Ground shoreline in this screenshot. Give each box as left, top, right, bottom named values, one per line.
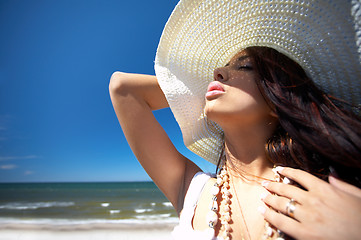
left=0, top=221, right=177, bottom=231
left=0, top=222, right=177, bottom=240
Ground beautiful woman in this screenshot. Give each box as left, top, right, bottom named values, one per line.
left=110, top=0, right=361, bottom=239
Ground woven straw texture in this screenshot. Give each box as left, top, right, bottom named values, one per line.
left=155, top=0, right=361, bottom=165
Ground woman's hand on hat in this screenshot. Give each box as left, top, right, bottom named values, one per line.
left=258, top=167, right=361, bottom=240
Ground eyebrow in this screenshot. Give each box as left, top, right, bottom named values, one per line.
left=225, top=55, right=251, bottom=66
left=237, top=55, right=251, bottom=62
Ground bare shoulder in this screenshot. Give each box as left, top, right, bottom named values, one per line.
left=192, top=176, right=217, bottom=231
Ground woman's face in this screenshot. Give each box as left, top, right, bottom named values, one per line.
left=204, top=50, right=276, bottom=127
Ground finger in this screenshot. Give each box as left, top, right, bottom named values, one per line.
left=329, top=175, right=361, bottom=198
left=262, top=180, right=306, bottom=203
left=259, top=205, right=304, bottom=239
left=261, top=193, right=301, bottom=221
left=275, top=166, right=328, bottom=191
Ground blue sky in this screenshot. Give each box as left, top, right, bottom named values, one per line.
left=0, top=0, right=215, bottom=182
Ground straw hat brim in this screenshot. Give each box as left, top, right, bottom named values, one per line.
left=155, top=0, right=361, bottom=165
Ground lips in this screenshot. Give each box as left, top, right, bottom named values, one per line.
left=205, top=81, right=225, bottom=99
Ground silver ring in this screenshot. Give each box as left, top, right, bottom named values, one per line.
left=285, top=199, right=296, bottom=218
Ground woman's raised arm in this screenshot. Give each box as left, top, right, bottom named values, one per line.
left=109, top=72, right=201, bottom=214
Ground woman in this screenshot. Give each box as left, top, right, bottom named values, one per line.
left=110, top=0, right=361, bottom=239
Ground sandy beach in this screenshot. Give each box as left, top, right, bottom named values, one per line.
left=0, top=222, right=176, bottom=240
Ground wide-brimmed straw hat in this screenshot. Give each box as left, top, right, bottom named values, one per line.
left=154, top=0, right=361, bottom=165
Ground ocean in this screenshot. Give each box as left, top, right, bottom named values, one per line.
left=0, top=182, right=178, bottom=226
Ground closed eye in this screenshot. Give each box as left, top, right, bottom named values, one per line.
left=238, top=65, right=253, bottom=70
left=224, top=55, right=253, bottom=70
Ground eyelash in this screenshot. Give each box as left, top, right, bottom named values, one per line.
left=224, top=63, right=253, bottom=70
left=238, top=65, right=253, bottom=70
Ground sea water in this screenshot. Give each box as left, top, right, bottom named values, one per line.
left=0, top=182, right=178, bottom=225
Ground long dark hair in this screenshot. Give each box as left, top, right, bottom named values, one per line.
left=246, top=46, right=361, bottom=187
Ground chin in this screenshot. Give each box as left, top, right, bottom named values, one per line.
left=204, top=106, right=229, bottom=125
left=204, top=102, right=218, bottom=119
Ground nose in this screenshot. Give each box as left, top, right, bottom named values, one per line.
left=213, top=67, right=228, bottom=82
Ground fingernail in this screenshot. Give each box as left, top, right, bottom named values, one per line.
left=329, top=166, right=339, bottom=178
left=283, top=177, right=291, bottom=184
left=258, top=206, right=266, bottom=215
left=275, top=166, right=284, bottom=173
left=261, top=180, right=270, bottom=187
left=260, top=192, right=269, bottom=200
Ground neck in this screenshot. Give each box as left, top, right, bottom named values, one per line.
left=221, top=118, right=277, bottom=180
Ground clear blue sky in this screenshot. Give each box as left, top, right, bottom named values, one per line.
left=0, top=0, right=215, bottom=182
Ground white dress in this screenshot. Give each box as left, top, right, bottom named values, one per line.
left=171, top=172, right=223, bottom=240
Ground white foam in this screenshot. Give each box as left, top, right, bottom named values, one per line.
left=109, top=210, right=121, bottom=214
left=150, top=202, right=156, bottom=206
left=134, top=208, right=153, bottom=213
left=135, top=213, right=172, bottom=220
left=162, top=202, right=172, bottom=207
left=0, top=202, right=75, bottom=210
left=101, top=203, right=110, bottom=207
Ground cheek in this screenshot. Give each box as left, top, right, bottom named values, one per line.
left=232, top=93, right=265, bottom=112
left=233, top=78, right=269, bottom=110
left=228, top=87, right=272, bottom=119
left=204, top=77, right=272, bottom=123
left=204, top=91, right=269, bottom=123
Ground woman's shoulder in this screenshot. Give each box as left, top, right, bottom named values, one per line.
left=191, top=173, right=217, bottom=231
left=183, top=172, right=215, bottom=208
left=172, top=172, right=219, bottom=239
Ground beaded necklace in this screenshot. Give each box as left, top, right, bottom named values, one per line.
left=207, top=161, right=287, bottom=240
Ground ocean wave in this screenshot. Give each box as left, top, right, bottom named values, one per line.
left=135, top=213, right=172, bottom=220
left=0, top=202, right=75, bottom=210
left=101, top=203, right=110, bottom=207
left=134, top=208, right=153, bottom=213
left=162, top=202, right=172, bottom=207
left=109, top=210, right=121, bottom=214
